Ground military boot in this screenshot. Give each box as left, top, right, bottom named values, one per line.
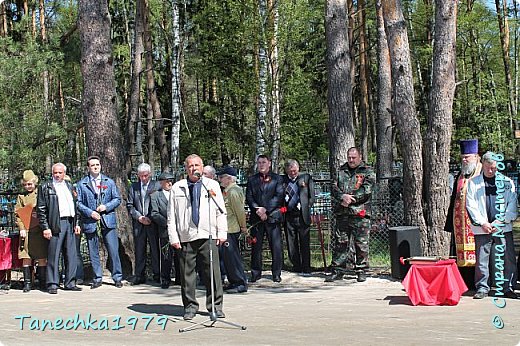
left=324, top=270, right=344, bottom=282
left=357, top=272, right=366, bottom=282
left=22, top=266, right=31, bottom=293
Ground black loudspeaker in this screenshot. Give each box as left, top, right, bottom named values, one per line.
left=389, top=226, right=422, bottom=279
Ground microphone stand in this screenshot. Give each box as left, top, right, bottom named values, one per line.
left=179, top=176, right=246, bottom=332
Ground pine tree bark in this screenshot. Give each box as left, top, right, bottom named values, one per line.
left=127, top=0, right=146, bottom=167
left=325, top=0, right=355, bottom=176
left=375, top=0, right=393, bottom=181
left=382, top=0, right=425, bottom=233
left=78, top=0, right=134, bottom=276
left=358, top=0, right=370, bottom=157
left=143, top=0, right=168, bottom=171
left=495, top=0, right=516, bottom=133
left=423, top=0, right=457, bottom=256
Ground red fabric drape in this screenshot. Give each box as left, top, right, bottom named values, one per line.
left=402, top=259, right=468, bottom=306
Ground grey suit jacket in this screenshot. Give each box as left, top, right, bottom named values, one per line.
left=126, top=180, right=160, bottom=234
left=150, top=189, right=169, bottom=238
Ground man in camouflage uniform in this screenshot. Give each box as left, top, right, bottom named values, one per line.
left=326, top=147, right=375, bottom=283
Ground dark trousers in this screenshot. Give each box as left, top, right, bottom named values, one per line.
left=284, top=212, right=311, bottom=273
left=134, top=225, right=160, bottom=279
left=47, top=218, right=77, bottom=289
left=251, top=222, right=283, bottom=279
left=222, top=232, right=247, bottom=288
left=158, top=237, right=173, bottom=281
left=75, top=233, right=84, bottom=280
left=85, top=228, right=123, bottom=283
left=178, top=238, right=223, bottom=312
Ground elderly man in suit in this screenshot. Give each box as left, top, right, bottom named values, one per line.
left=76, top=156, right=123, bottom=289
left=150, top=172, right=180, bottom=289
left=283, top=159, right=315, bottom=275
left=168, top=154, right=228, bottom=321
left=127, top=163, right=161, bottom=285
left=37, top=163, right=82, bottom=294
left=246, top=154, right=285, bottom=283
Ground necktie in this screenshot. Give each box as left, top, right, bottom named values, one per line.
left=188, top=181, right=200, bottom=226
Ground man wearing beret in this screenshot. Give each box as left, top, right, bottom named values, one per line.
left=150, top=172, right=180, bottom=289
left=218, top=166, right=248, bottom=293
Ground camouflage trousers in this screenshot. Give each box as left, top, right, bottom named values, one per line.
left=330, top=216, right=370, bottom=272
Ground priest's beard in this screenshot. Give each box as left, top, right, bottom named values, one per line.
left=461, top=161, right=477, bottom=176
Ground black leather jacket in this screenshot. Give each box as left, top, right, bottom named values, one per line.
left=37, top=180, right=79, bottom=234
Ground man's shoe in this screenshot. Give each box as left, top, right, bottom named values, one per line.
left=76, top=279, right=84, bottom=285
left=91, top=282, right=102, bottom=289
left=250, top=275, right=260, bottom=283
left=131, top=277, right=146, bottom=285
left=225, top=285, right=247, bottom=294
left=273, top=276, right=282, bottom=283
left=161, top=280, right=171, bottom=289
left=48, top=287, right=58, bottom=294
left=473, top=290, right=488, bottom=299
left=183, top=311, right=196, bottom=321
left=357, top=272, right=367, bottom=282
left=216, top=310, right=225, bottom=318
left=115, top=281, right=123, bottom=288
left=325, top=272, right=344, bottom=282
left=63, top=286, right=82, bottom=291
left=504, top=290, right=518, bottom=299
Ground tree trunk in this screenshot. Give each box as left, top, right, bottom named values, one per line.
left=382, top=0, right=425, bottom=232
left=39, top=0, right=46, bottom=42
left=170, top=0, right=182, bottom=173
left=325, top=0, right=355, bottom=176
left=143, top=0, right=168, bottom=171
left=127, top=0, right=146, bottom=167
left=375, top=0, right=393, bottom=181
left=423, top=0, right=457, bottom=256
left=78, top=0, right=134, bottom=277
left=0, top=1, right=6, bottom=37
left=256, top=0, right=268, bottom=159
left=268, top=0, right=280, bottom=172
left=358, top=0, right=369, bottom=157
left=495, top=0, right=516, bottom=134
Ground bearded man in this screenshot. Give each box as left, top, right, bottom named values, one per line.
left=445, top=139, right=482, bottom=286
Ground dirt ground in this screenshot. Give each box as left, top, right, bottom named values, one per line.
left=0, top=270, right=519, bottom=346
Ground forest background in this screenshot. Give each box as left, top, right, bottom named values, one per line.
left=0, top=0, right=518, bottom=264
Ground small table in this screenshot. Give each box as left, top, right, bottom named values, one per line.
left=402, top=259, right=468, bottom=306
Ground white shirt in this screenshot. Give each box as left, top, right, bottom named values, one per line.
left=90, top=175, right=101, bottom=194
left=162, top=189, right=170, bottom=200
left=53, top=180, right=75, bottom=218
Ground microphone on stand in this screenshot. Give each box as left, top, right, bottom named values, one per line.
left=194, top=171, right=202, bottom=178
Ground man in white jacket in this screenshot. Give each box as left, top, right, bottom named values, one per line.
left=466, top=152, right=518, bottom=300
left=168, top=154, right=228, bottom=320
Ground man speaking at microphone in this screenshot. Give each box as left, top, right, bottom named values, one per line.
left=167, top=154, right=228, bottom=321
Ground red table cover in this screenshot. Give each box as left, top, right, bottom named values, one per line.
left=402, top=259, right=468, bottom=306
left=0, top=237, right=22, bottom=270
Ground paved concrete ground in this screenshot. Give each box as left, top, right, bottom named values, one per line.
left=0, top=271, right=519, bottom=346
